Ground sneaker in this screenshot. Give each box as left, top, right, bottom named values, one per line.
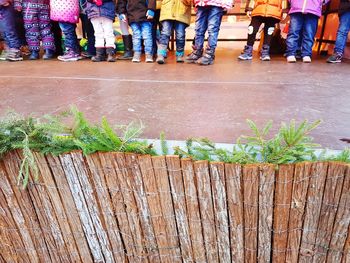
left=6, top=48, right=23, bottom=61
left=176, top=51, right=184, bottom=63
left=0, top=49, right=8, bottom=61
left=302, top=56, right=312, bottom=63
left=327, top=53, right=342, bottom=63
left=287, top=55, right=296, bottom=63
left=57, top=49, right=81, bottom=62
left=156, top=54, right=165, bottom=64
left=145, top=54, right=153, bottom=63
left=185, top=49, right=203, bottom=63
left=132, top=52, right=141, bottom=63
left=238, top=45, right=253, bottom=60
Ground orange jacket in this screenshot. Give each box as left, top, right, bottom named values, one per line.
left=245, top=0, right=288, bottom=20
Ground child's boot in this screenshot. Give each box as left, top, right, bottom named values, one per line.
left=132, top=52, right=141, bottom=63
left=185, top=47, right=203, bottom=63
left=29, top=50, right=40, bottom=60
left=260, top=44, right=270, bottom=61
left=238, top=45, right=253, bottom=60
left=156, top=44, right=167, bottom=64
left=91, top=48, right=106, bottom=62
left=106, top=47, right=116, bottom=62
left=196, top=47, right=215, bottom=65
left=43, top=49, right=55, bottom=60
left=118, top=35, right=133, bottom=60
left=176, top=51, right=185, bottom=63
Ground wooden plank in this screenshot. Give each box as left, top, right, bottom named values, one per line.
left=181, top=158, right=205, bottom=263
left=285, top=162, right=312, bottom=263
left=209, top=162, right=230, bottom=263
left=59, top=152, right=106, bottom=262
left=85, top=153, right=126, bottom=262
left=225, top=163, right=244, bottom=263
left=166, top=156, right=193, bottom=263
left=243, top=164, right=259, bottom=263
left=138, top=154, right=170, bottom=263
left=313, top=162, right=346, bottom=262
left=258, top=164, right=275, bottom=263
left=152, top=156, right=181, bottom=263
left=193, top=160, right=218, bottom=263
left=2, top=151, right=52, bottom=262
left=328, top=164, right=350, bottom=262
left=342, top=222, right=350, bottom=263
left=113, top=152, right=147, bottom=262
left=99, top=152, right=137, bottom=262
left=299, top=162, right=328, bottom=262
left=46, top=154, right=93, bottom=263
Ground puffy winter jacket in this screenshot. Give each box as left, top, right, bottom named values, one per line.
left=338, top=0, right=350, bottom=16
left=85, top=0, right=116, bottom=20
left=194, top=0, right=233, bottom=10
left=289, top=0, right=329, bottom=17
left=246, top=0, right=288, bottom=20
left=159, top=0, right=192, bottom=25
left=117, top=0, right=156, bottom=23
left=50, top=0, right=80, bottom=23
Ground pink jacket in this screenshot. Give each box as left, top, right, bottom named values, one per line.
left=194, top=0, right=234, bottom=10
left=50, top=0, right=80, bottom=23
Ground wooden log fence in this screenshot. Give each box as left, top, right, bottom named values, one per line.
left=0, top=150, right=349, bottom=263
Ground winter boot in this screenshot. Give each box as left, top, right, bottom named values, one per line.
left=43, top=49, right=55, bottom=60
left=196, top=48, right=215, bottom=65
left=106, top=47, right=116, bottom=62
left=91, top=48, right=106, bottom=62
left=156, top=44, right=167, bottom=64
left=260, top=44, right=270, bottom=61
left=29, top=50, right=39, bottom=60
left=185, top=48, right=203, bottom=63
left=118, top=35, right=133, bottom=60
left=176, top=51, right=185, bottom=63
left=238, top=45, right=253, bottom=60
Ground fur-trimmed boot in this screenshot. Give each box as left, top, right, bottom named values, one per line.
left=91, top=48, right=106, bottom=62
left=185, top=47, right=203, bottom=63
left=156, top=44, right=167, bottom=64
left=106, top=47, right=116, bottom=62
left=196, top=47, right=215, bottom=65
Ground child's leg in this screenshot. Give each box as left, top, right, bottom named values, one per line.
left=81, top=13, right=96, bottom=56
left=119, top=18, right=130, bottom=36
left=101, top=17, right=115, bottom=49
left=90, top=17, right=106, bottom=48
left=194, top=6, right=209, bottom=51
left=333, top=11, right=350, bottom=55
left=59, top=22, right=79, bottom=53
left=130, top=23, right=142, bottom=53
left=38, top=3, right=55, bottom=51
left=286, top=13, right=304, bottom=57
left=300, top=13, right=318, bottom=58
left=22, top=3, right=40, bottom=52
left=140, top=21, right=153, bottom=55
left=174, top=21, right=186, bottom=56
left=247, top=16, right=263, bottom=47
left=262, top=17, right=279, bottom=46
left=206, top=6, right=224, bottom=52
left=158, top=20, right=174, bottom=55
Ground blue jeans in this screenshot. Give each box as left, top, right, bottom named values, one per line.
left=194, top=6, right=224, bottom=51
left=286, top=12, right=319, bottom=57
left=59, top=22, right=79, bottom=52
left=0, top=5, right=21, bottom=49
left=130, top=21, right=153, bottom=54
left=334, top=11, right=350, bottom=55
left=159, top=20, right=187, bottom=54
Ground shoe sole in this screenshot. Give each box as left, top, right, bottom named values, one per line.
left=303, top=60, right=311, bottom=63
left=327, top=60, right=341, bottom=63
left=260, top=57, right=271, bottom=61
left=157, top=60, right=165, bottom=64
left=287, top=60, right=296, bottom=63
left=132, top=60, right=141, bottom=63
left=238, top=56, right=252, bottom=60
left=7, top=58, right=24, bottom=62
left=57, top=57, right=79, bottom=62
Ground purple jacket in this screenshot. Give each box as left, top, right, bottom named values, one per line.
left=289, top=0, right=329, bottom=17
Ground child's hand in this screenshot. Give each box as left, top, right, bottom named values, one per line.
left=146, top=10, right=155, bottom=19
left=119, top=14, right=127, bottom=23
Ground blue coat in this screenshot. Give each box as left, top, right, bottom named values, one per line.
left=85, top=0, right=116, bottom=21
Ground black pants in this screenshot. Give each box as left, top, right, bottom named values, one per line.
left=247, top=16, right=279, bottom=46
left=80, top=13, right=96, bottom=55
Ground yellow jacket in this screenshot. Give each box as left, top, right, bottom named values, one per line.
left=245, top=0, right=288, bottom=20
left=159, top=0, right=192, bottom=26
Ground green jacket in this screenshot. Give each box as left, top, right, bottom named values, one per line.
left=159, top=0, right=192, bottom=26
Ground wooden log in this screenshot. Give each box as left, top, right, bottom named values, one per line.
left=328, top=164, right=350, bottom=262
left=181, top=158, right=206, bottom=263
left=46, top=154, right=93, bottom=263
left=225, top=163, right=244, bottom=263
left=152, top=156, right=181, bottom=263
left=342, top=221, right=350, bottom=263
left=243, top=164, right=259, bottom=263
left=99, top=152, right=137, bottom=262
left=272, top=164, right=294, bottom=263
left=138, top=155, right=170, bottom=263
left=299, top=162, right=328, bottom=262
left=258, top=164, right=275, bottom=263
left=166, top=156, right=193, bottom=263
left=59, top=152, right=106, bottom=262
left=113, top=152, right=147, bottom=262
left=2, top=151, right=52, bottom=262
left=285, top=162, right=312, bottom=263
left=124, top=153, right=160, bottom=262
left=209, top=162, right=230, bottom=263
left=193, top=160, right=218, bottom=263
left=312, top=162, right=346, bottom=262
left=85, top=153, right=126, bottom=262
